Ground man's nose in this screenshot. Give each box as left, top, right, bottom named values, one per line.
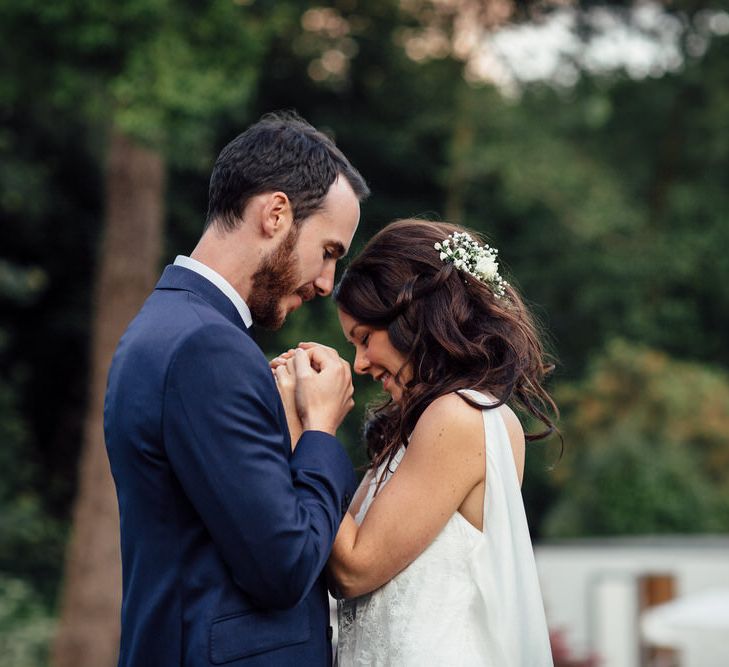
left=353, top=349, right=369, bottom=375
left=314, top=260, right=336, bottom=296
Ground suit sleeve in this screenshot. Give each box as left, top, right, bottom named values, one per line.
left=163, top=323, right=357, bottom=609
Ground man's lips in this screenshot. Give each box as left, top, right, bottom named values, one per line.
left=296, top=285, right=316, bottom=302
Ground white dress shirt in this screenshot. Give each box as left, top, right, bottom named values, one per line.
left=174, top=255, right=253, bottom=328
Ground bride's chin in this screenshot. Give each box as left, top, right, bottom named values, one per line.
left=385, top=386, right=403, bottom=403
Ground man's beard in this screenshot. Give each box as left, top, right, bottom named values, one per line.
left=248, top=225, right=312, bottom=330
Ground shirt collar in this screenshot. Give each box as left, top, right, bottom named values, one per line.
left=173, top=255, right=253, bottom=328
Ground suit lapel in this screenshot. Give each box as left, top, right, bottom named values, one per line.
left=155, top=265, right=252, bottom=336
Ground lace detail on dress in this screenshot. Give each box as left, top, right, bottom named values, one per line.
left=336, top=392, right=553, bottom=667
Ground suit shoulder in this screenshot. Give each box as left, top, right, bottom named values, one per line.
left=157, top=291, right=260, bottom=358
left=174, top=318, right=263, bottom=368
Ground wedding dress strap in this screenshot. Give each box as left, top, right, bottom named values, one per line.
left=455, top=389, right=522, bottom=518
left=455, top=388, right=500, bottom=407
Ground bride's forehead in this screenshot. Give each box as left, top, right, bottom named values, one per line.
left=337, top=309, right=361, bottom=333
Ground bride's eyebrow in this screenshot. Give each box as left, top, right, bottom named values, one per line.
left=349, top=324, right=366, bottom=340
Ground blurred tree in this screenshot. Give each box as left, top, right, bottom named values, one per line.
left=43, top=3, right=297, bottom=664
left=0, top=1, right=300, bottom=665
left=51, top=134, right=165, bottom=667
left=544, top=339, right=729, bottom=536
left=475, top=16, right=729, bottom=376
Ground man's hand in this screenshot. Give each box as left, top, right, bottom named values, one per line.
left=293, top=344, right=354, bottom=435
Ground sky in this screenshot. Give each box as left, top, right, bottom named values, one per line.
left=466, top=2, right=729, bottom=95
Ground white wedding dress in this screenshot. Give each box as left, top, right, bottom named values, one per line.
left=336, top=391, right=553, bottom=667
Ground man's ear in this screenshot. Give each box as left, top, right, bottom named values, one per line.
left=260, top=192, right=293, bottom=239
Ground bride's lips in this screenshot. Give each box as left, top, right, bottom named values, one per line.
left=380, top=372, right=393, bottom=392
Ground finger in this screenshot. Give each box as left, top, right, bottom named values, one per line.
left=270, top=349, right=296, bottom=367
left=274, top=365, right=289, bottom=385
left=297, top=343, right=339, bottom=364
left=298, top=341, right=339, bottom=357
left=293, top=348, right=314, bottom=379
left=305, top=344, right=341, bottom=370
left=285, top=355, right=296, bottom=375
left=297, top=341, right=324, bottom=350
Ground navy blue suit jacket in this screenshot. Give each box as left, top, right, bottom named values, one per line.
left=104, top=265, right=357, bottom=666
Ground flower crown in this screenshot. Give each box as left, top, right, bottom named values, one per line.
left=434, top=231, right=508, bottom=298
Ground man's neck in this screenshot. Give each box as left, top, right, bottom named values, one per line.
left=190, top=225, right=259, bottom=302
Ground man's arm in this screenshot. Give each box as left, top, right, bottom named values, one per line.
left=163, top=324, right=356, bottom=609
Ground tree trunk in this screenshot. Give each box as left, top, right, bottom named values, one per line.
left=52, top=129, right=165, bottom=667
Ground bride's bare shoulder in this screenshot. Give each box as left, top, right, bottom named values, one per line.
left=446, top=391, right=526, bottom=483
left=418, top=392, right=485, bottom=426
left=411, top=393, right=485, bottom=455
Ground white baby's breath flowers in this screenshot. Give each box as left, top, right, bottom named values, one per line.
left=475, top=255, right=498, bottom=280
left=434, top=232, right=508, bottom=298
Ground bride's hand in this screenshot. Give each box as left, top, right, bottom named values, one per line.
left=272, top=355, right=303, bottom=449
left=270, top=348, right=296, bottom=370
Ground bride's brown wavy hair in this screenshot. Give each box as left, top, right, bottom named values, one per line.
left=333, top=219, right=559, bottom=476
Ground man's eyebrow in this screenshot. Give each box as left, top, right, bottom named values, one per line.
left=327, top=241, right=347, bottom=259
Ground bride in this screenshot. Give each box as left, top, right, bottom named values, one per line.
left=275, top=219, right=557, bottom=666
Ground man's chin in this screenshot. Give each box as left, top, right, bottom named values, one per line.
left=251, top=295, right=304, bottom=331
left=256, top=316, right=285, bottom=332
left=249, top=303, right=284, bottom=331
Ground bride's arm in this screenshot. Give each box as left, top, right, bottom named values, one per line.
left=346, top=469, right=375, bottom=518
left=327, top=469, right=374, bottom=598
left=328, top=394, right=485, bottom=598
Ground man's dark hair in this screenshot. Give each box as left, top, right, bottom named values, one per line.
left=205, top=111, right=369, bottom=231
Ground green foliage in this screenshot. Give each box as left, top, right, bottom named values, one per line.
left=545, top=430, right=725, bottom=536
left=0, top=359, right=66, bottom=602
left=1, top=0, right=293, bottom=164
left=0, top=261, right=47, bottom=306
left=0, top=575, right=54, bottom=667
left=109, top=1, right=275, bottom=163
left=544, top=340, right=729, bottom=536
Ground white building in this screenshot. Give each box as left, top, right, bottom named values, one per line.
left=535, top=536, right=729, bottom=667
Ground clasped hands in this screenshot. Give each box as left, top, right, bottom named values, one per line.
left=270, top=343, right=354, bottom=449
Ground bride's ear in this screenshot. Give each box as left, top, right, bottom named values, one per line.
left=260, top=191, right=294, bottom=240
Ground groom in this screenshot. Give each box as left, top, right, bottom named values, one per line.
left=104, top=112, right=369, bottom=666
